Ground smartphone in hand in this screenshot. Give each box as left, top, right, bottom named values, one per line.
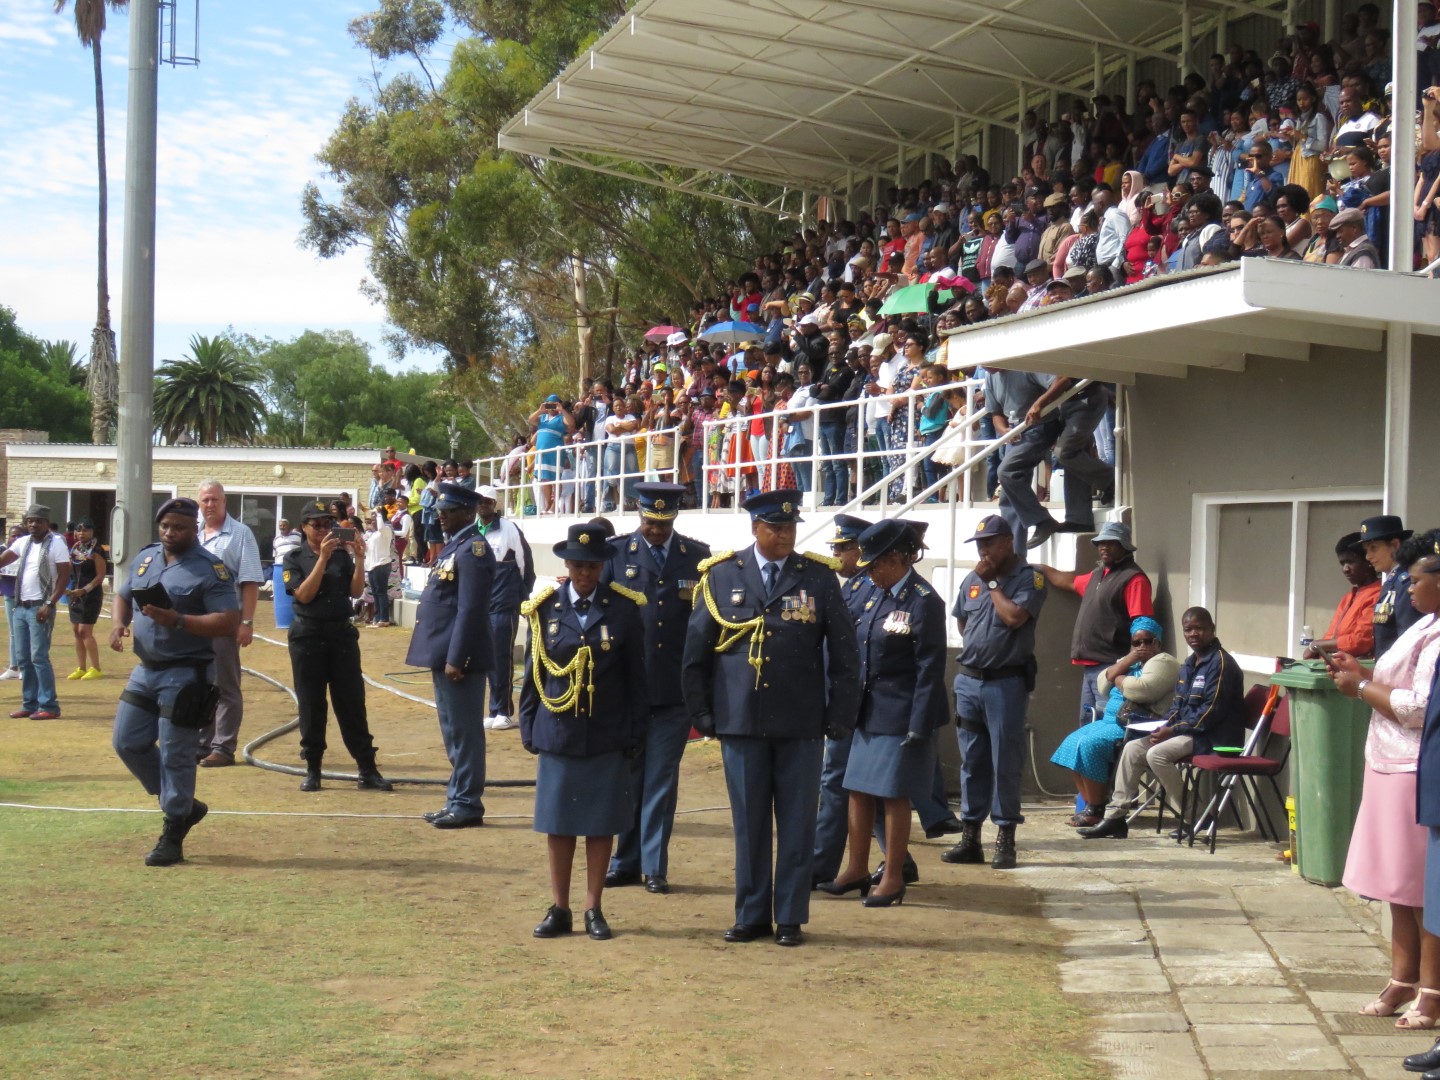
left=331, top=527, right=357, bottom=543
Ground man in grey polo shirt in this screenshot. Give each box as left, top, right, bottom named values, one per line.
left=195, top=479, right=264, bottom=766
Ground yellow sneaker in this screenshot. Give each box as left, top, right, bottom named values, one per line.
left=80, top=668, right=104, bottom=680
left=66, top=667, right=86, bottom=680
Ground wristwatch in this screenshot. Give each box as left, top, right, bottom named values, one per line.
left=241, top=619, right=254, bottom=626
left=1356, top=678, right=1371, bottom=697
left=986, top=579, right=999, bottom=591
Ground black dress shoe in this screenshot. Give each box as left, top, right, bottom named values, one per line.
left=1407, top=1037, right=1440, bottom=1072
left=816, top=875, right=871, bottom=897
left=299, top=772, right=321, bottom=793
left=870, top=859, right=922, bottom=886
left=1078, top=816, right=1128, bottom=840
left=863, top=885, right=907, bottom=908
left=430, top=811, right=484, bottom=829
left=1422, top=1070, right=1440, bottom=1080
left=605, top=869, right=642, bottom=888
left=723, top=922, right=772, bottom=943
left=774, top=924, right=804, bottom=947
left=533, top=905, right=573, bottom=938
left=924, top=818, right=963, bottom=840
left=1025, top=518, right=1060, bottom=550
left=644, top=876, right=670, bottom=894
left=356, top=767, right=393, bottom=792
left=422, top=808, right=448, bottom=823
left=584, top=907, right=612, bottom=940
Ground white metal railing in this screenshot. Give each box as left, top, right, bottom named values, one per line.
left=474, top=378, right=990, bottom=518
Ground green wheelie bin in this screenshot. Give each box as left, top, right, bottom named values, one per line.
left=1272, top=660, right=1372, bottom=887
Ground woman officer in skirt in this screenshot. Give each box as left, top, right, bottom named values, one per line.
left=520, top=524, right=649, bottom=940
left=818, top=519, right=949, bottom=907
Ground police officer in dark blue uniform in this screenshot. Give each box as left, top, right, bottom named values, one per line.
left=944, top=514, right=1047, bottom=870
left=110, top=498, right=240, bottom=866
left=282, top=500, right=392, bottom=793
left=818, top=519, right=949, bottom=906
left=1360, top=515, right=1421, bottom=658
left=682, top=490, right=860, bottom=947
left=405, top=483, right=496, bottom=829
left=603, top=482, right=710, bottom=894
left=812, top=513, right=872, bottom=886
left=520, top=525, right=649, bottom=941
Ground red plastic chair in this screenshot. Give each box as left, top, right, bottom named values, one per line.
left=1182, top=690, right=1290, bottom=854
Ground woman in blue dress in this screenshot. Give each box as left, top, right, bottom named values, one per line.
left=1050, top=616, right=1179, bottom=828
left=528, top=394, right=576, bottom=514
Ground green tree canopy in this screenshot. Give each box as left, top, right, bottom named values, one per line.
left=153, top=335, right=266, bottom=445
left=0, top=307, right=91, bottom=440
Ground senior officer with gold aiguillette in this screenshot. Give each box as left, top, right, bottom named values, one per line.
left=682, top=490, right=860, bottom=948
left=405, top=483, right=496, bottom=829
left=604, top=482, right=710, bottom=895
left=520, top=525, right=649, bottom=941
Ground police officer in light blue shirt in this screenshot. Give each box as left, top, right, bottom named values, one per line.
left=110, top=498, right=240, bottom=867
left=405, top=483, right=496, bottom=829
left=944, top=514, right=1046, bottom=871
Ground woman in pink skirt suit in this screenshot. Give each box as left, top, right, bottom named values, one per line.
left=1332, top=531, right=1440, bottom=1029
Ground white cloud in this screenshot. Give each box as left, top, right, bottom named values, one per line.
left=0, top=0, right=65, bottom=48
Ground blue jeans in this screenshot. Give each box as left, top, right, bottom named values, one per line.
left=1078, top=665, right=1103, bottom=726
left=954, top=673, right=1029, bottom=827
left=787, top=440, right=813, bottom=493
left=113, top=662, right=210, bottom=817
left=817, top=424, right=848, bottom=505
left=14, top=604, right=58, bottom=713
left=367, top=566, right=391, bottom=624
left=611, top=702, right=691, bottom=878
left=432, top=669, right=488, bottom=818
left=4, top=595, right=16, bottom=669
left=920, top=428, right=945, bottom=494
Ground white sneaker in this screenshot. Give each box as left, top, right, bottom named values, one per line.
left=0, top=668, right=18, bottom=681
left=488, top=715, right=518, bottom=731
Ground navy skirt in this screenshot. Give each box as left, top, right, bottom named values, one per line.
left=844, top=728, right=935, bottom=801
left=1426, top=828, right=1440, bottom=936
left=533, top=749, right=635, bottom=837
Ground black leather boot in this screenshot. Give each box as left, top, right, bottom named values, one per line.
left=941, top=821, right=984, bottom=864
left=300, top=763, right=322, bottom=792
left=356, top=762, right=393, bottom=791
left=992, top=824, right=1017, bottom=870
left=145, top=816, right=188, bottom=866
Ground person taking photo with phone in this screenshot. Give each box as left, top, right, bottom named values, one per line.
left=281, top=501, right=393, bottom=794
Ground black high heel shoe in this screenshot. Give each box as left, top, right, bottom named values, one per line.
left=816, top=874, right=872, bottom=897
left=863, top=885, right=907, bottom=908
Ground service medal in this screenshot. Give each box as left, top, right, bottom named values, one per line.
left=626, top=566, right=638, bottom=579
left=600, top=625, right=612, bottom=651
left=731, top=589, right=745, bottom=605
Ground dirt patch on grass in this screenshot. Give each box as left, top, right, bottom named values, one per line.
left=0, top=606, right=1105, bottom=1079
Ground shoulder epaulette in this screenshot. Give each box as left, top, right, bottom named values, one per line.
left=802, top=550, right=841, bottom=572
left=696, top=550, right=736, bottom=574
left=608, top=581, right=647, bottom=606
left=914, top=582, right=932, bottom=597
left=680, top=535, right=712, bottom=554
left=521, top=583, right=557, bottom=616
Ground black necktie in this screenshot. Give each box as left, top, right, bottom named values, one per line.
left=762, top=563, right=777, bottom=596
left=651, top=544, right=666, bottom=569
left=575, top=597, right=591, bottom=615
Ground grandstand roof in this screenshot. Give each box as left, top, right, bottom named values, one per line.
left=498, top=0, right=1290, bottom=210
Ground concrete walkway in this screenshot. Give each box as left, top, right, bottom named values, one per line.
left=1015, top=804, right=1434, bottom=1079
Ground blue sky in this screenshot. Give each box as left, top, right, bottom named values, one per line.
left=0, top=0, right=445, bottom=369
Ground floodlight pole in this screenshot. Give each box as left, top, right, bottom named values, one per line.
left=113, top=0, right=160, bottom=584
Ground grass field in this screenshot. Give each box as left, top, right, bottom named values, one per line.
left=0, top=608, right=1106, bottom=1079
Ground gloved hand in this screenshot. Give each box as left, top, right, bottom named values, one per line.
left=824, top=723, right=852, bottom=741
left=523, top=742, right=539, bottom=756
left=692, top=713, right=716, bottom=738
left=623, top=742, right=642, bottom=760
left=901, top=731, right=927, bottom=750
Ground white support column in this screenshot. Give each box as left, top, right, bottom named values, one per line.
left=801, top=190, right=809, bottom=227
left=979, top=123, right=990, bottom=167
left=1125, top=56, right=1137, bottom=109
left=1093, top=45, right=1104, bottom=97
left=1323, top=0, right=1339, bottom=40
left=1216, top=15, right=1228, bottom=57
left=1285, top=0, right=1298, bottom=33
left=1179, top=1, right=1192, bottom=79
left=1384, top=323, right=1412, bottom=517
left=952, top=116, right=962, bottom=159
left=845, top=169, right=854, bottom=219
left=1048, top=89, right=1059, bottom=122
left=923, top=150, right=932, bottom=179
left=1391, top=0, right=1418, bottom=272
left=1016, top=83, right=1028, bottom=167
left=870, top=172, right=879, bottom=212
left=896, top=143, right=905, bottom=185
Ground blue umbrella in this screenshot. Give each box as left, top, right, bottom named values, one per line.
left=698, top=320, right=767, bottom=344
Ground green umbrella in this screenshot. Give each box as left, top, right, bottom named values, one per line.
left=878, top=281, right=953, bottom=316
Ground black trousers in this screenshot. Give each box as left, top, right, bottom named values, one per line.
left=288, top=620, right=375, bottom=766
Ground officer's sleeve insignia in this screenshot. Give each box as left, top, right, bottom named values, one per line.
left=521, top=584, right=557, bottom=616
left=472, top=539, right=487, bottom=559
left=283, top=570, right=293, bottom=584
left=803, top=550, right=841, bottom=571
left=609, top=582, right=647, bottom=606
left=696, top=550, right=735, bottom=574
left=1034, top=571, right=1045, bottom=590
left=214, top=563, right=230, bottom=581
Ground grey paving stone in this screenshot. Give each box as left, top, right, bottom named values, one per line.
left=1183, top=1002, right=1318, bottom=1025
left=1305, top=989, right=1378, bottom=1013
left=1325, top=1010, right=1414, bottom=1035
left=1098, top=1011, right=1192, bottom=1033
left=1167, top=965, right=1288, bottom=987
left=1176, top=985, right=1301, bottom=1005
left=1199, top=1042, right=1350, bottom=1072
left=1091, top=1031, right=1209, bottom=1080
left=1338, top=1032, right=1440, bottom=1057
left=1296, top=971, right=1397, bottom=992
left=1261, top=930, right=1378, bottom=951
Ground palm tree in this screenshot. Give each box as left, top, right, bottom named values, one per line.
left=153, top=336, right=266, bottom=445
left=54, top=0, right=127, bottom=445
left=42, top=340, right=87, bottom=387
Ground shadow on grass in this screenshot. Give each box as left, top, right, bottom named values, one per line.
left=200, top=854, right=498, bottom=874
left=0, top=992, right=50, bottom=1026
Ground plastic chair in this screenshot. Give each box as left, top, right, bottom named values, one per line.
left=1182, top=691, right=1290, bottom=854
